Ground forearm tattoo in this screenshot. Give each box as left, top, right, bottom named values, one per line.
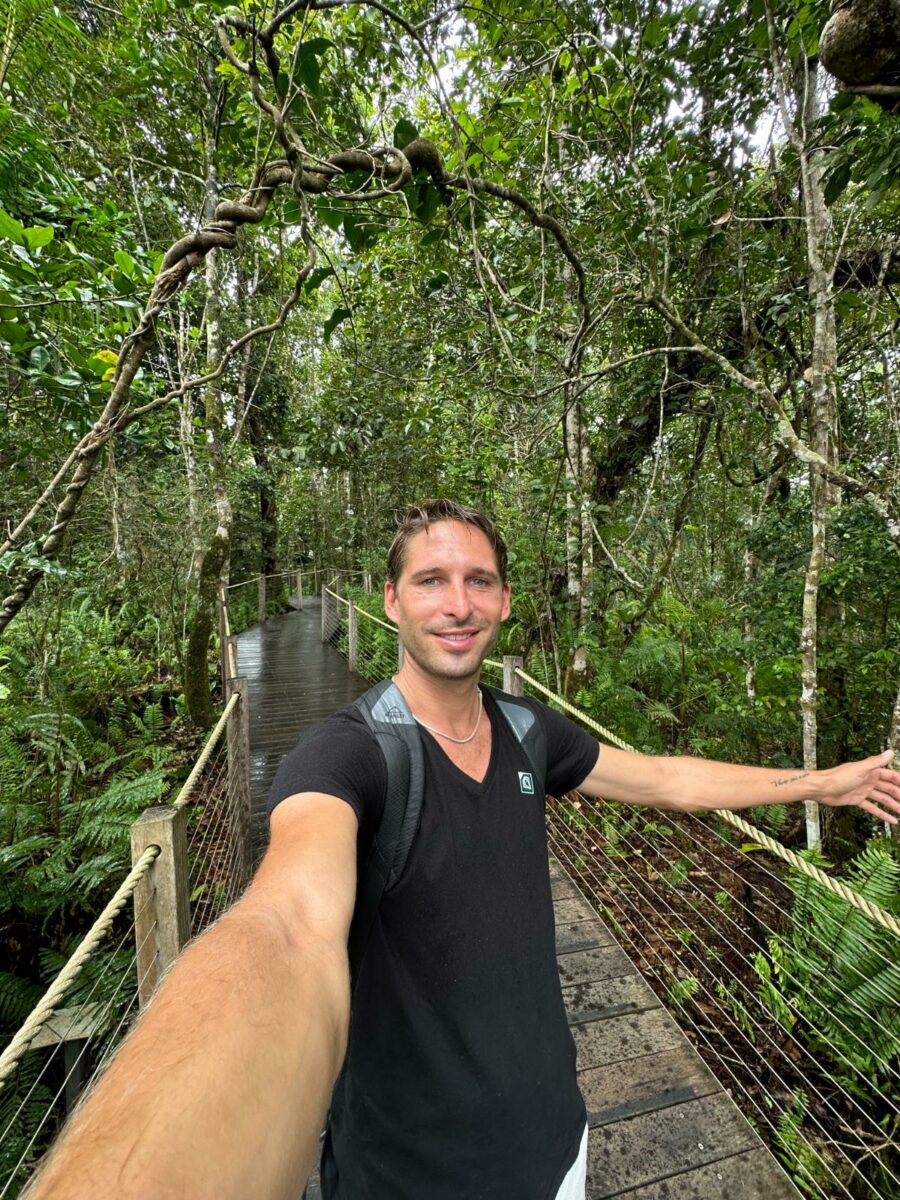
left=771, top=772, right=810, bottom=788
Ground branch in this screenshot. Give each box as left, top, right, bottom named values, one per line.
left=650, top=293, right=900, bottom=547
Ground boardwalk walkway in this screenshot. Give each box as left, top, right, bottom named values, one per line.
left=237, top=602, right=799, bottom=1199
left=237, top=597, right=367, bottom=861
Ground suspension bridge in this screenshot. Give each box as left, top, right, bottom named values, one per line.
left=1, top=569, right=897, bottom=1200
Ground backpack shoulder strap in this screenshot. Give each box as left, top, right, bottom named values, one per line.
left=347, top=680, right=424, bottom=983
left=483, top=684, right=548, bottom=797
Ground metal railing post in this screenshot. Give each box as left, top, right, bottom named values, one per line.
left=503, top=655, right=524, bottom=696
left=257, top=573, right=266, bottom=624
left=226, top=677, right=253, bottom=885
left=348, top=600, right=358, bottom=672
left=131, top=807, right=190, bottom=1009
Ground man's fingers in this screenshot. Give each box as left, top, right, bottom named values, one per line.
left=870, top=788, right=900, bottom=812
left=859, top=800, right=898, bottom=824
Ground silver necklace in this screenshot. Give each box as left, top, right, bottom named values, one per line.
left=413, top=691, right=484, bottom=745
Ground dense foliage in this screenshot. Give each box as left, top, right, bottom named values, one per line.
left=0, top=0, right=897, bottom=1193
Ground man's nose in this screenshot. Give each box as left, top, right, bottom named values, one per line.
left=443, top=578, right=471, bottom=619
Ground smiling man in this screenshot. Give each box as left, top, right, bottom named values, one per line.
left=26, top=500, right=900, bottom=1200
left=262, top=499, right=900, bottom=1200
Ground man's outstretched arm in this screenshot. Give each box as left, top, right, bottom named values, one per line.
left=578, top=744, right=900, bottom=825
left=24, top=792, right=357, bottom=1200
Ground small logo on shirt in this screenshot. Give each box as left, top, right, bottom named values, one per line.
left=518, top=771, right=535, bottom=795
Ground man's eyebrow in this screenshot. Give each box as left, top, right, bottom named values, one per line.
left=409, top=566, right=501, bottom=581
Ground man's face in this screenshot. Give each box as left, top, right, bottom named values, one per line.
left=384, top=521, right=511, bottom=682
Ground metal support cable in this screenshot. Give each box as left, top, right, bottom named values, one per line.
left=515, top=667, right=900, bottom=939
left=0, top=846, right=160, bottom=1092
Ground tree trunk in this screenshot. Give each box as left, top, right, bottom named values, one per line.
left=794, top=55, right=841, bottom=852
left=184, top=78, right=232, bottom=727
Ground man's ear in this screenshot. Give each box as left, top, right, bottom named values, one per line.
left=384, top=579, right=398, bottom=623
left=501, top=582, right=511, bottom=621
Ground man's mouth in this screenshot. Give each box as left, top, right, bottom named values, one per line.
left=433, top=629, right=480, bottom=648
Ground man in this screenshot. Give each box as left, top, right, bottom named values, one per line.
left=27, top=500, right=900, bottom=1200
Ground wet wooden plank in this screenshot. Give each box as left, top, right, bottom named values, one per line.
left=563, top=975, right=659, bottom=1023
left=581, top=1044, right=719, bottom=1128
left=551, top=874, right=581, bottom=900
left=555, top=919, right=612, bottom=953
left=585, top=1094, right=761, bottom=1198
left=557, top=944, right=636, bottom=987
left=553, top=893, right=598, bottom=923
left=573, top=1008, right=685, bottom=1072
left=603, top=1147, right=801, bottom=1199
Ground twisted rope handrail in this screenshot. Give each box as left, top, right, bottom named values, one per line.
left=512, top=667, right=900, bottom=939
left=0, top=846, right=161, bottom=1091
left=355, top=606, right=395, bottom=632
left=173, top=692, right=239, bottom=811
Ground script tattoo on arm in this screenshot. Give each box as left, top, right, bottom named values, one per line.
left=771, top=772, right=810, bottom=788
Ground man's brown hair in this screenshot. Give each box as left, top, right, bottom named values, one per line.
left=386, top=500, right=508, bottom=584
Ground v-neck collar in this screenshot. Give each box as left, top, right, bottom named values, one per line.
left=415, top=689, right=498, bottom=791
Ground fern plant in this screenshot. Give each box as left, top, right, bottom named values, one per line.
left=755, top=841, right=900, bottom=1194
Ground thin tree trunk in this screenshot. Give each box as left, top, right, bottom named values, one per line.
left=185, top=80, right=232, bottom=728
left=793, top=54, right=841, bottom=852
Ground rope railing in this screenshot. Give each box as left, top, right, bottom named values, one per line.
left=0, top=847, right=160, bottom=1094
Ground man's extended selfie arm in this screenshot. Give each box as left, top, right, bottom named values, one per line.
left=24, top=792, right=357, bottom=1200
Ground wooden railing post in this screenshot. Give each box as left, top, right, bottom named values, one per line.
left=225, top=676, right=253, bottom=885
left=398, top=640, right=405, bottom=671
left=131, top=807, right=190, bottom=1009
left=503, top=655, right=524, bottom=696
left=363, top=570, right=372, bottom=593
left=321, top=587, right=327, bottom=642
left=314, top=563, right=320, bottom=593
left=348, top=600, right=358, bottom=672
left=296, top=568, right=304, bottom=611
left=257, top=573, right=266, bottom=624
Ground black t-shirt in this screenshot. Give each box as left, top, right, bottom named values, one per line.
left=268, top=687, right=599, bottom=1200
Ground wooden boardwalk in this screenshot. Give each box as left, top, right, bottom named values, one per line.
left=238, top=603, right=800, bottom=1199
left=236, top=598, right=368, bottom=862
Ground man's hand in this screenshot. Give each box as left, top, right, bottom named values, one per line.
left=819, top=749, right=900, bottom=824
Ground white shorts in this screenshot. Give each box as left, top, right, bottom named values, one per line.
left=553, top=1123, right=588, bottom=1200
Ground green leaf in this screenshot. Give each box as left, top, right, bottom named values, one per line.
left=393, top=118, right=419, bottom=149
left=114, top=249, right=135, bottom=276
left=824, top=161, right=852, bottom=207
left=0, top=209, right=25, bottom=245
left=294, top=38, right=333, bottom=97
left=413, top=182, right=440, bottom=225
left=323, top=306, right=352, bottom=343
left=424, top=271, right=449, bottom=296
left=304, top=266, right=334, bottom=293
left=419, top=226, right=446, bottom=247
left=23, top=226, right=54, bottom=251
left=283, top=197, right=305, bottom=225
left=315, top=199, right=344, bottom=232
